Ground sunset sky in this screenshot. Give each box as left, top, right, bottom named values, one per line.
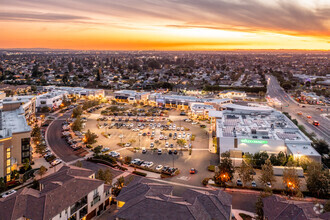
left=1, top=0, right=330, bottom=50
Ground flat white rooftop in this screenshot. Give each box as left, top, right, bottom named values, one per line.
left=2, top=107, right=30, bottom=133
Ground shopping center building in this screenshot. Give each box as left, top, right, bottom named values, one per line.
left=210, top=104, right=321, bottom=166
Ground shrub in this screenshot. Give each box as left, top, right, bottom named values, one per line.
left=202, top=178, right=210, bottom=186
left=207, top=165, right=215, bottom=172
left=132, top=171, right=147, bottom=177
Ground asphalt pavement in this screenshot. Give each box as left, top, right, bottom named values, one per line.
left=267, top=75, right=330, bottom=143
left=46, top=111, right=80, bottom=162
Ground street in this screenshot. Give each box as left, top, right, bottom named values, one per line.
left=46, top=111, right=80, bottom=162
left=267, top=75, right=330, bottom=143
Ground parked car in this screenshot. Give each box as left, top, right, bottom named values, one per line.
left=1, top=190, right=16, bottom=198
left=156, top=165, right=163, bottom=171
left=142, top=148, right=147, bottom=154
left=158, top=149, right=162, bottom=155
left=150, top=142, right=154, bottom=148
left=251, top=181, right=257, bottom=187
left=146, top=162, right=154, bottom=168
left=236, top=179, right=243, bottom=186
left=109, top=151, right=120, bottom=158
left=266, top=182, right=272, bottom=188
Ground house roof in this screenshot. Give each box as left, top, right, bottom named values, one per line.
left=0, top=165, right=105, bottom=220
left=115, top=180, right=232, bottom=220
left=263, top=195, right=329, bottom=220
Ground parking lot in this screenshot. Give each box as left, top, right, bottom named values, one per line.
left=82, top=105, right=218, bottom=186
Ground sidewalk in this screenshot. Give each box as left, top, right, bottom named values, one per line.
left=232, top=209, right=256, bottom=220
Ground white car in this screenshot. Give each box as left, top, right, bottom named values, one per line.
left=101, top=148, right=110, bottom=152
left=131, top=158, right=141, bottom=164
left=51, top=159, right=62, bottom=166
left=165, top=142, right=169, bottom=148
left=1, top=190, right=16, bottom=198
left=178, top=133, right=182, bottom=139
left=150, top=142, right=154, bottom=148
left=109, top=151, right=120, bottom=158
left=192, top=121, right=198, bottom=125
left=155, top=165, right=163, bottom=171
left=181, top=127, right=184, bottom=131
left=125, top=143, right=131, bottom=147
left=141, top=161, right=149, bottom=167
left=146, top=162, right=154, bottom=168
left=157, top=123, right=161, bottom=128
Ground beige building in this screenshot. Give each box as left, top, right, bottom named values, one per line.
left=0, top=104, right=31, bottom=182
left=0, top=165, right=112, bottom=220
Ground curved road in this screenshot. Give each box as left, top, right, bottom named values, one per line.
left=46, top=111, right=80, bottom=162
left=267, top=75, right=330, bottom=143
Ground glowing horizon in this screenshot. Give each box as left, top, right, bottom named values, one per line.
left=1, top=0, right=329, bottom=50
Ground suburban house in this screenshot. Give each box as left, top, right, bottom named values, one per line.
left=263, top=195, right=330, bottom=220
left=115, top=179, right=232, bottom=220
left=0, top=165, right=112, bottom=220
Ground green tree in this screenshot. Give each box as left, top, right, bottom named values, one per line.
left=255, top=196, right=264, bottom=220
left=277, top=151, right=287, bottom=166
left=214, top=155, right=235, bottom=186
left=85, top=130, right=97, bottom=144
left=61, top=95, right=71, bottom=107
left=0, top=177, right=7, bottom=193
left=253, top=151, right=269, bottom=168
left=72, top=106, right=83, bottom=118
left=39, top=166, right=47, bottom=177
left=96, top=168, right=113, bottom=185
left=93, top=145, right=103, bottom=155
left=283, top=162, right=301, bottom=194
left=36, top=144, right=46, bottom=155
left=31, top=124, right=41, bottom=137
left=314, top=140, right=329, bottom=155
left=243, top=153, right=254, bottom=166
left=238, top=161, right=254, bottom=186
left=72, top=116, right=82, bottom=131
left=259, top=159, right=275, bottom=187
left=177, top=139, right=187, bottom=150
left=306, top=162, right=329, bottom=197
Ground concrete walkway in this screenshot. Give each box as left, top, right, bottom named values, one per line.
left=232, top=209, right=256, bottom=220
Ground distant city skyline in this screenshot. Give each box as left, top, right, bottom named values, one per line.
left=1, top=0, right=330, bottom=50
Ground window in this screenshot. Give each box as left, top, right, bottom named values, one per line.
left=6, top=159, right=10, bottom=166
left=40, top=101, right=46, bottom=104
left=6, top=167, right=10, bottom=174
left=21, top=138, right=31, bottom=161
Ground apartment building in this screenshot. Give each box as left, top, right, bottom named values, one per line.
left=1, top=95, right=36, bottom=120
left=0, top=165, right=112, bottom=220
left=0, top=103, right=31, bottom=182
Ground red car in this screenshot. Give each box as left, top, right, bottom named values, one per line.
left=313, top=121, right=320, bottom=126
left=190, top=168, right=196, bottom=174
left=307, top=115, right=312, bottom=119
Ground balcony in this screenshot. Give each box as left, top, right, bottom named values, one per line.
left=71, top=196, right=87, bottom=214
left=91, top=194, right=100, bottom=207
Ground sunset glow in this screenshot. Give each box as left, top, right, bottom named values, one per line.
left=1, top=0, right=329, bottom=50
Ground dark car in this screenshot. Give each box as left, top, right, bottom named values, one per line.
left=173, top=150, right=178, bottom=155
left=168, top=150, right=172, bottom=154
